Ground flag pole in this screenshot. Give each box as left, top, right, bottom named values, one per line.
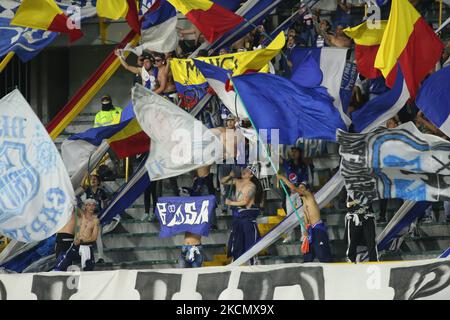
left=0, top=52, right=15, bottom=74
left=228, top=75, right=306, bottom=231
left=439, top=0, right=443, bottom=28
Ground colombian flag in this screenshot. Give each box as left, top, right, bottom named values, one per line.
left=96, top=0, right=140, bottom=34
left=344, top=21, right=387, bottom=79
left=167, top=0, right=244, bottom=43
left=374, top=0, right=443, bottom=98
left=10, top=0, right=83, bottom=43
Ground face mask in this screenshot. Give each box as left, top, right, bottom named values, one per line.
left=102, top=101, right=113, bottom=111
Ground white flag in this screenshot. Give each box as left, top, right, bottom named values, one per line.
left=0, top=90, right=75, bottom=242
left=132, top=84, right=222, bottom=180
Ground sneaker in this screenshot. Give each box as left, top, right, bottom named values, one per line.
left=141, top=213, right=150, bottom=221
left=96, top=258, right=105, bottom=264
left=422, top=216, right=434, bottom=224
left=148, top=212, right=157, bottom=222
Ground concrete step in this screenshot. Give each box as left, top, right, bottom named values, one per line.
left=99, top=243, right=226, bottom=263
left=94, top=259, right=178, bottom=271
left=102, top=230, right=229, bottom=249
left=402, top=236, right=450, bottom=252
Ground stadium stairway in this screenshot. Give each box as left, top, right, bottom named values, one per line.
left=94, top=196, right=450, bottom=271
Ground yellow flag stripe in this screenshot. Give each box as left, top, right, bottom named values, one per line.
left=96, top=0, right=128, bottom=20
left=107, top=119, right=142, bottom=143
left=11, top=0, right=63, bottom=30
left=167, top=0, right=213, bottom=15
left=171, top=32, right=285, bottom=86
left=343, top=20, right=388, bottom=46
left=374, top=0, right=421, bottom=78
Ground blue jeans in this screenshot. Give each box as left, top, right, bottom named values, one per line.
left=178, top=245, right=204, bottom=268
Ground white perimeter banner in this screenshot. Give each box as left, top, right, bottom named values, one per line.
left=0, top=258, right=448, bottom=300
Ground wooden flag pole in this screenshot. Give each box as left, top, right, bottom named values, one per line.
left=0, top=52, right=15, bottom=74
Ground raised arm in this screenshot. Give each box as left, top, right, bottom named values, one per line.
left=220, top=170, right=236, bottom=185
left=115, top=49, right=140, bottom=74
left=277, top=174, right=300, bottom=193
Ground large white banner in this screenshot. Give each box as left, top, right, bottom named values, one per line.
left=132, top=84, right=222, bottom=181
left=0, top=90, right=74, bottom=242
left=0, top=259, right=448, bottom=300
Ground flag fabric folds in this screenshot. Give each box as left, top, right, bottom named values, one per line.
left=193, top=59, right=247, bottom=119
left=373, top=0, right=443, bottom=98
left=210, top=0, right=281, bottom=52
left=416, top=66, right=450, bottom=138
left=231, top=73, right=347, bottom=144
left=289, top=47, right=352, bottom=126
left=0, top=90, right=75, bottom=242
left=61, top=102, right=149, bottom=176
left=132, top=84, right=222, bottom=181
left=137, top=0, right=178, bottom=53
left=167, top=0, right=244, bottom=43
left=96, top=0, right=140, bottom=33
left=10, top=0, right=83, bottom=43
left=351, top=65, right=410, bottom=133
left=343, top=21, right=387, bottom=79
left=337, top=122, right=450, bottom=205
left=171, top=32, right=285, bottom=108
left=156, top=195, right=216, bottom=237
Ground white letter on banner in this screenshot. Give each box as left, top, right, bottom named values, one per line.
left=194, top=200, right=210, bottom=224
left=157, top=203, right=167, bottom=225
left=184, top=202, right=198, bottom=225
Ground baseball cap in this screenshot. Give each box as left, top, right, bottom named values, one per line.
left=142, top=53, right=153, bottom=61
left=101, top=95, right=111, bottom=103
left=83, top=198, right=98, bottom=206
left=245, top=164, right=258, bottom=176
left=226, top=114, right=236, bottom=120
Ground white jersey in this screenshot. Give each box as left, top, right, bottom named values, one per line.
left=141, top=67, right=157, bottom=90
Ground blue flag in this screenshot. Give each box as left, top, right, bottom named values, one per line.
left=67, top=101, right=135, bottom=146
left=290, top=47, right=352, bottom=126
left=351, top=66, right=410, bottom=133
left=156, top=195, right=216, bottom=238
left=416, top=66, right=450, bottom=138
left=231, top=73, right=347, bottom=143
left=0, top=17, right=57, bottom=62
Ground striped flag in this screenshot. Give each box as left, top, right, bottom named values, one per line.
left=167, top=0, right=244, bottom=43
left=374, top=0, right=443, bottom=98
left=10, top=0, right=83, bottom=42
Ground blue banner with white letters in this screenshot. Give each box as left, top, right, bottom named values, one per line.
left=156, top=195, right=216, bottom=237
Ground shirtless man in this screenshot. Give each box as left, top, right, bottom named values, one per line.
left=277, top=174, right=332, bottom=263
left=222, top=165, right=262, bottom=264
left=211, top=114, right=242, bottom=215
left=54, top=198, right=100, bottom=271
left=115, top=50, right=157, bottom=90
left=178, top=165, right=215, bottom=268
